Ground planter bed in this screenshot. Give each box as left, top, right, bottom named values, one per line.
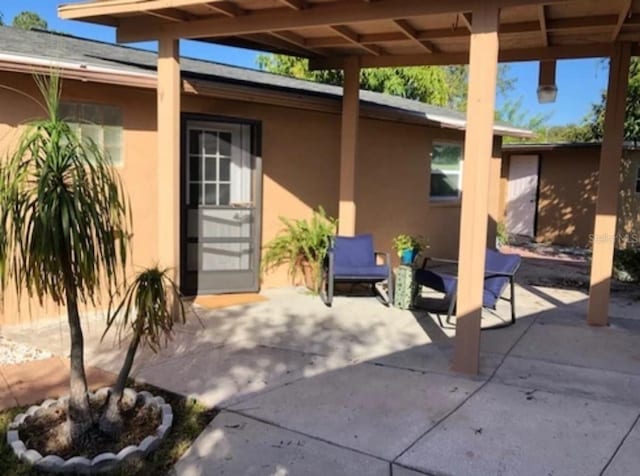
left=0, top=384, right=217, bottom=476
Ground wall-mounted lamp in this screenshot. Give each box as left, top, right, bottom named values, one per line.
left=537, top=60, right=558, bottom=104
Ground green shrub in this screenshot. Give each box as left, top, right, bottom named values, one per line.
left=613, top=248, right=640, bottom=282
left=496, top=221, right=509, bottom=248
left=262, top=207, right=337, bottom=292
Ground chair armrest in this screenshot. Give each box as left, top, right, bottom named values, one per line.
left=421, top=257, right=459, bottom=269
left=484, top=271, right=515, bottom=279
left=484, top=263, right=520, bottom=279
left=375, top=251, right=391, bottom=264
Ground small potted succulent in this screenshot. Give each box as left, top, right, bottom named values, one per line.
left=392, top=234, right=429, bottom=265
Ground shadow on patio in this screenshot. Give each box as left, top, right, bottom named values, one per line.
left=3, top=279, right=640, bottom=475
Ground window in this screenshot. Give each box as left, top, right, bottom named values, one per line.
left=430, top=141, right=463, bottom=200
left=636, top=166, right=640, bottom=194
left=188, top=129, right=233, bottom=206
left=59, top=102, right=123, bottom=166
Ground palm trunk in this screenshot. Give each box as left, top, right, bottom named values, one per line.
left=64, top=282, right=93, bottom=445
left=99, top=330, right=141, bottom=437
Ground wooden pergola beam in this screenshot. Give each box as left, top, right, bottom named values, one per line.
left=145, top=8, right=195, bottom=22
left=278, top=0, right=308, bottom=10
left=239, top=32, right=319, bottom=57
left=203, top=1, right=244, bottom=17
left=612, top=0, right=632, bottom=40
left=309, top=43, right=615, bottom=69
left=305, top=14, right=622, bottom=49
left=331, top=25, right=383, bottom=56
left=61, top=0, right=571, bottom=22
left=270, top=30, right=324, bottom=56
left=460, top=12, right=473, bottom=31
left=205, top=2, right=321, bottom=55
left=393, top=19, right=437, bottom=53
left=111, top=0, right=573, bottom=43
left=538, top=5, right=549, bottom=46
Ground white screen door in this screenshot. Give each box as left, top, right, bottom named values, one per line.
left=506, top=154, right=539, bottom=238
left=182, top=120, right=258, bottom=295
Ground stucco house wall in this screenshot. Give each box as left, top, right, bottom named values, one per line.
left=500, top=145, right=640, bottom=249
left=0, top=70, right=498, bottom=325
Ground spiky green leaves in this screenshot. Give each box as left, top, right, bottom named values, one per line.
left=0, top=74, right=131, bottom=307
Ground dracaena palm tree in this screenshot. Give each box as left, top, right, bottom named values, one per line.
left=100, top=266, right=185, bottom=437
left=0, top=74, right=130, bottom=444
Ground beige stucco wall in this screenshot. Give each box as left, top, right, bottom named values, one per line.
left=0, top=71, right=501, bottom=324
left=0, top=73, right=158, bottom=325
left=500, top=146, right=640, bottom=249
left=537, top=148, right=600, bottom=247
left=617, top=150, right=640, bottom=248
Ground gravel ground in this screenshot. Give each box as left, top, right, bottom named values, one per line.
left=0, top=335, right=52, bottom=365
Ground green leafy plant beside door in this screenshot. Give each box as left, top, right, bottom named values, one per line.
left=262, top=207, right=337, bottom=293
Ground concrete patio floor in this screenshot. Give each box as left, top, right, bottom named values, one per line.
left=3, top=280, right=640, bottom=475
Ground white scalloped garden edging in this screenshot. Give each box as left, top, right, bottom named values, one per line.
left=6, top=388, right=173, bottom=474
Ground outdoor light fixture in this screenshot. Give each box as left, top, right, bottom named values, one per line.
left=537, top=84, right=558, bottom=104
left=537, top=60, right=558, bottom=104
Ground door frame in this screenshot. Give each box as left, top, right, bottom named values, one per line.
left=179, top=113, right=263, bottom=296
left=505, top=154, right=541, bottom=238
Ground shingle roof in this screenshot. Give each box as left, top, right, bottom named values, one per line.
left=0, top=26, right=530, bottom=137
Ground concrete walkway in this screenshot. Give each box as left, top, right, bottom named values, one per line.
left=3, top=282, right=640, bottom=475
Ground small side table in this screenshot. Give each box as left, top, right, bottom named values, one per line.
left=394, top=264, right=419, bottom=310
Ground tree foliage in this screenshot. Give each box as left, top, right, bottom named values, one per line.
left=257, top=54, right=516, bottom=111
left=0, top=75, right=130, bottom=443
left=580, top=58, right=640, bottom=146
left=100, top=266, right=185, bottom=437
left=12, top=11, right=48, bottom=30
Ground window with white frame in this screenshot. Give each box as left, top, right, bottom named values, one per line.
left=636, top=166, right=640, bottom=194
left=59, top=102, right=123, bottom=166
left=430, top=141, right=463, bottom=200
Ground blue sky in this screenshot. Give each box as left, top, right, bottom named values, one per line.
left=1, top=1, right=609, bottom=126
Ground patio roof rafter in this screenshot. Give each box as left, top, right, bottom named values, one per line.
left=310, top=43, right=626, bottom=69
left=612, top=0, right=633, bottom=40
left=330, top=25, right=383, bottom=56
left=203, top=1, right=245, bottom=17
left=144, top=8, right=197, bottom=23
left=84, top=0, right=576, bottom=43
left=393, top=19, right=438, bottom=54
left=459, top=12, right=473, bottom=31
left=278, top=0, right=308, bottom=10
left=538, top=5, right=549, bottom=46
left=302, top=13, right=634, bottom=51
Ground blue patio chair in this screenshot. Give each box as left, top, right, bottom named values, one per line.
left=414, top=248, right=521, bottom=329
left=322, top=234, right=393, bottom=307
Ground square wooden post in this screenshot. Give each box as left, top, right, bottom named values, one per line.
left=587, top=43, right=632, bottom=326
left=338, top=56, right=360, bottom=236
left=157, top=37, right=181, bottom=280
left=451, top=2, right=500, bottom=375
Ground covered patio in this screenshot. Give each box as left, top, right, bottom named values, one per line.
left=58, top=0, right=640, bottom=376
left=4, top=258, right=640, bottom=474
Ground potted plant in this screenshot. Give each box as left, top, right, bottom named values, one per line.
left=262, top=207, right=337, bottom=293
left=392, top=234, right=429, bottom=265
